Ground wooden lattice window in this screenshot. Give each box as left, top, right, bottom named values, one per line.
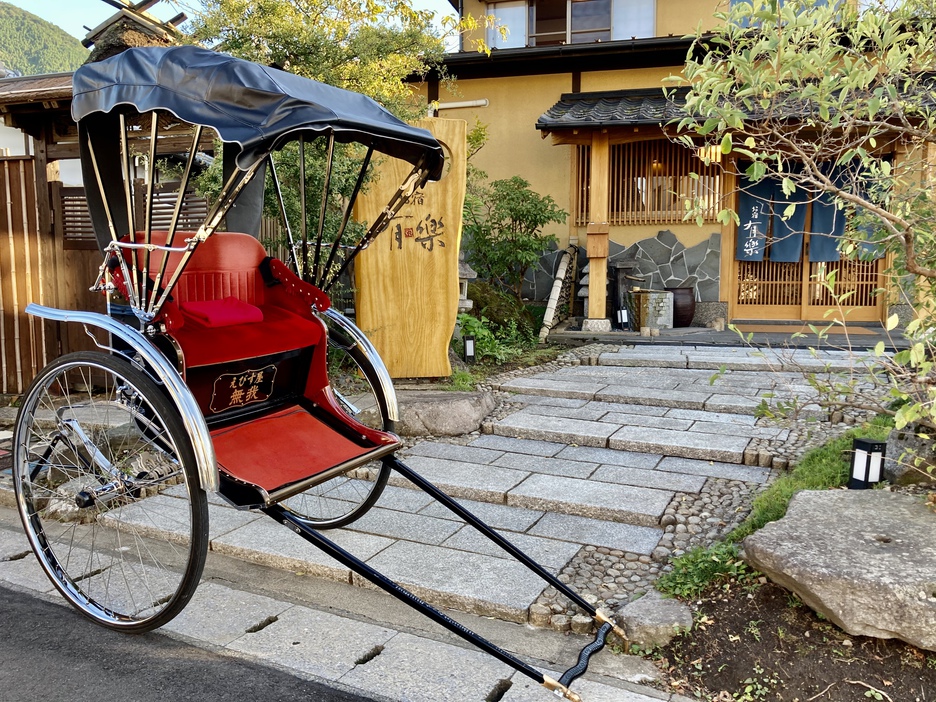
left=574, top=140, right=723, bottom=226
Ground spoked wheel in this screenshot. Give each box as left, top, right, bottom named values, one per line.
left=279, top=318, right=393, bottom=529
left=12, top=351, right=208, bottom=632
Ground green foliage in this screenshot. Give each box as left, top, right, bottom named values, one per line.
left=455, top=313, right=529, bottom=363
left=463, top=176, right=566, bottom=300
left=186, top=0, right=449, bottom=120
left=0, top=3, right=88, bottom=75
left=674, top=0, right=936, bottom=446
left=467, top=281, right=535, bottom=332
left=656, top=542, right=755, bottom=600
left=673, top=0, right=936, bottom=283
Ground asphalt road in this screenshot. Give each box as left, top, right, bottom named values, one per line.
left=0, top=585, right=378, bottom=702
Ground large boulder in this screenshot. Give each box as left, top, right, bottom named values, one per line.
left=393, top=390, right=495, bottom=436
left=743, top=490, right=936, bottom=651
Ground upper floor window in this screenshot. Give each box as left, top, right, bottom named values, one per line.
left=486, top=0, right=655, bottom=49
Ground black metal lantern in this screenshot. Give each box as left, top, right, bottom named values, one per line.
left=463, top=335, right=476, bottom=363
left=848, top=437, right=886, bottom=489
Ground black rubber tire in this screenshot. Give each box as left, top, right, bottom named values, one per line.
left=13, top=351, right=208, bottom=632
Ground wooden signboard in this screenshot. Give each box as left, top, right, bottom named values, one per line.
left=354, top=118, right=466, bottom=378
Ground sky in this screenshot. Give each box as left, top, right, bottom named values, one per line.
left=7, top=0, right=457, bottom=41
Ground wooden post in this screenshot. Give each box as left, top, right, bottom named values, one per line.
left=583, top=130, right=611, bottom=332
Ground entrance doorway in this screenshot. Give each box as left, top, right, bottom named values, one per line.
left=732, top=244, right=884, bottom=322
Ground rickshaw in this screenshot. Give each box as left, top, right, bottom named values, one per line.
left=11, top=46, right=624, bottom=702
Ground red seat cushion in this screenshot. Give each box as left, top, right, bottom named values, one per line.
left=173, top=304, right=322, bottom=368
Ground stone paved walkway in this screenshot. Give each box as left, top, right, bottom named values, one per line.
left=0, top=345, right=865, bottom=700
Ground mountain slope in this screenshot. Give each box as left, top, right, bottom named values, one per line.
left=0, top=2, right=88, bottom=76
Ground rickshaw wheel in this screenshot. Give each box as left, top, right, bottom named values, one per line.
left=12, top=351, right=208, bottom=632
left=279, top=325, right=392, bottom=529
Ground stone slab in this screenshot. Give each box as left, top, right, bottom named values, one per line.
left=493, top=453, right=597, bottom=480
left=655, top=456, right=771, bottom=483
left=468, top=434, right=566, bottom=457
left=497, top=377, right=605, bottom=400
left=600, top=413, right=694, bottom=431
left=687, top=421, right=788, bottom=440
left=582, top=401, right=669, bottom=417
left=406, top=441, right=504, bottom=465
left=0, top=527, right=30, bottom=560
left=340, top=632, right=515, bottom=702
left=664, top=408, right=758, bottom=426
left=507, top=474, right=671, bottom=526
left=553, top=367, right=681, bottom=390
left=519, top=404, right=610, bottom=422
left=554, top=446, right=662, bottom=470
left=591, top=464, right=707, bottom=494
left=0, top=552, right=56, bottom=592
left=743, top=490, right=936, bottom=651
left=703, top=395, right=762, bottom=415
left=597, top=353, right=688, bottom=369
left=595, top=386, right=712, bottom=410
left=528, top=512, right=662, bottom=556
left=394, top=456, right=529, bottom=503
left=492, top=412, right=618, bottom=448
left=609, top=426, right=749, bottom=464
left=418, top=497, right=544, bottom=532
left=162, top=581, right=293, bottom=646
left=502, top=673, right=667, bottom=702
left=346, top=506, right=462, bottom=545
left=227, top=604, right=397, bottom=681
left=103, top=494, right=260, bottom=542
left=441, top=527, right=581, bottom=570
left=362, top=541, right=549, bottom=622
left=370, top=484, right=436, bottom=514
left=210, top=517, right=394, bottom=582
left=504, top=394, right=589, bottom=409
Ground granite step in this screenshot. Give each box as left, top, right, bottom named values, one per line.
left=491, top=407, right=754, bottom=464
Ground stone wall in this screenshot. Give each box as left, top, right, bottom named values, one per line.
left=610, top=230, right=722, bottom=302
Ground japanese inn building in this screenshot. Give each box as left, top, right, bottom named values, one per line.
left=416, top=0, right=890, bottom=328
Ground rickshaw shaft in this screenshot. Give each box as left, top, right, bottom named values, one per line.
left=385, top=456, right=599, bottom=618
left=263, top=503, right=547, bottom=686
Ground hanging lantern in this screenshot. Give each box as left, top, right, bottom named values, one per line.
left=848, top=437, right=886, bottom=489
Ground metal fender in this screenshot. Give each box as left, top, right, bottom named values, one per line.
left=323, top=307, right=399, bottom=423
left=25, top=303, right=219, bottom=493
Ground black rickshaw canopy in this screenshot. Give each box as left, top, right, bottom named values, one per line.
left=72, top=45, right=444, bottom=178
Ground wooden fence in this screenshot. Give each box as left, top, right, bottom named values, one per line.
left=0, top=156, right=55, bottom=394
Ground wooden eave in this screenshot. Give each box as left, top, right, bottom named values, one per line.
left=421, top=35, right=698, bottom=82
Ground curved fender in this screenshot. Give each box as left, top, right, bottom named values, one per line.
left=323, top=307, right=399, bottom=423
left=26, top=304, right=219, bottom=493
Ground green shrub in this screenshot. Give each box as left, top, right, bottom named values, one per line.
left=464, top=176, right=566, bottom=300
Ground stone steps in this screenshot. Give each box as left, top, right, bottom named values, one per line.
left=492, top=358, right=821, bottom=464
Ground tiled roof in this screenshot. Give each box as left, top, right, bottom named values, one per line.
left=0, top=73, right=73, bottom=107
left=536, top=88, right=689, bottom=131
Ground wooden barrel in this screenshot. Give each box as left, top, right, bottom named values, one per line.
left=665, top=287, right=696, bottom=327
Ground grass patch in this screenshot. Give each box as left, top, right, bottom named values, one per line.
left=657, top=418, right=892, bottom=599
left=727, top=419, right=891, bottom=542
left=441, top=369, right=481, bottom=391
left=656, top=541, right=756, bottom=599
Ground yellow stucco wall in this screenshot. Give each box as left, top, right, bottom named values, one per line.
left=580, top=67, right=681, bottom=93
left=657, top=0, right=726, bottom=37
left=436, top=74, right=573, bottom=244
